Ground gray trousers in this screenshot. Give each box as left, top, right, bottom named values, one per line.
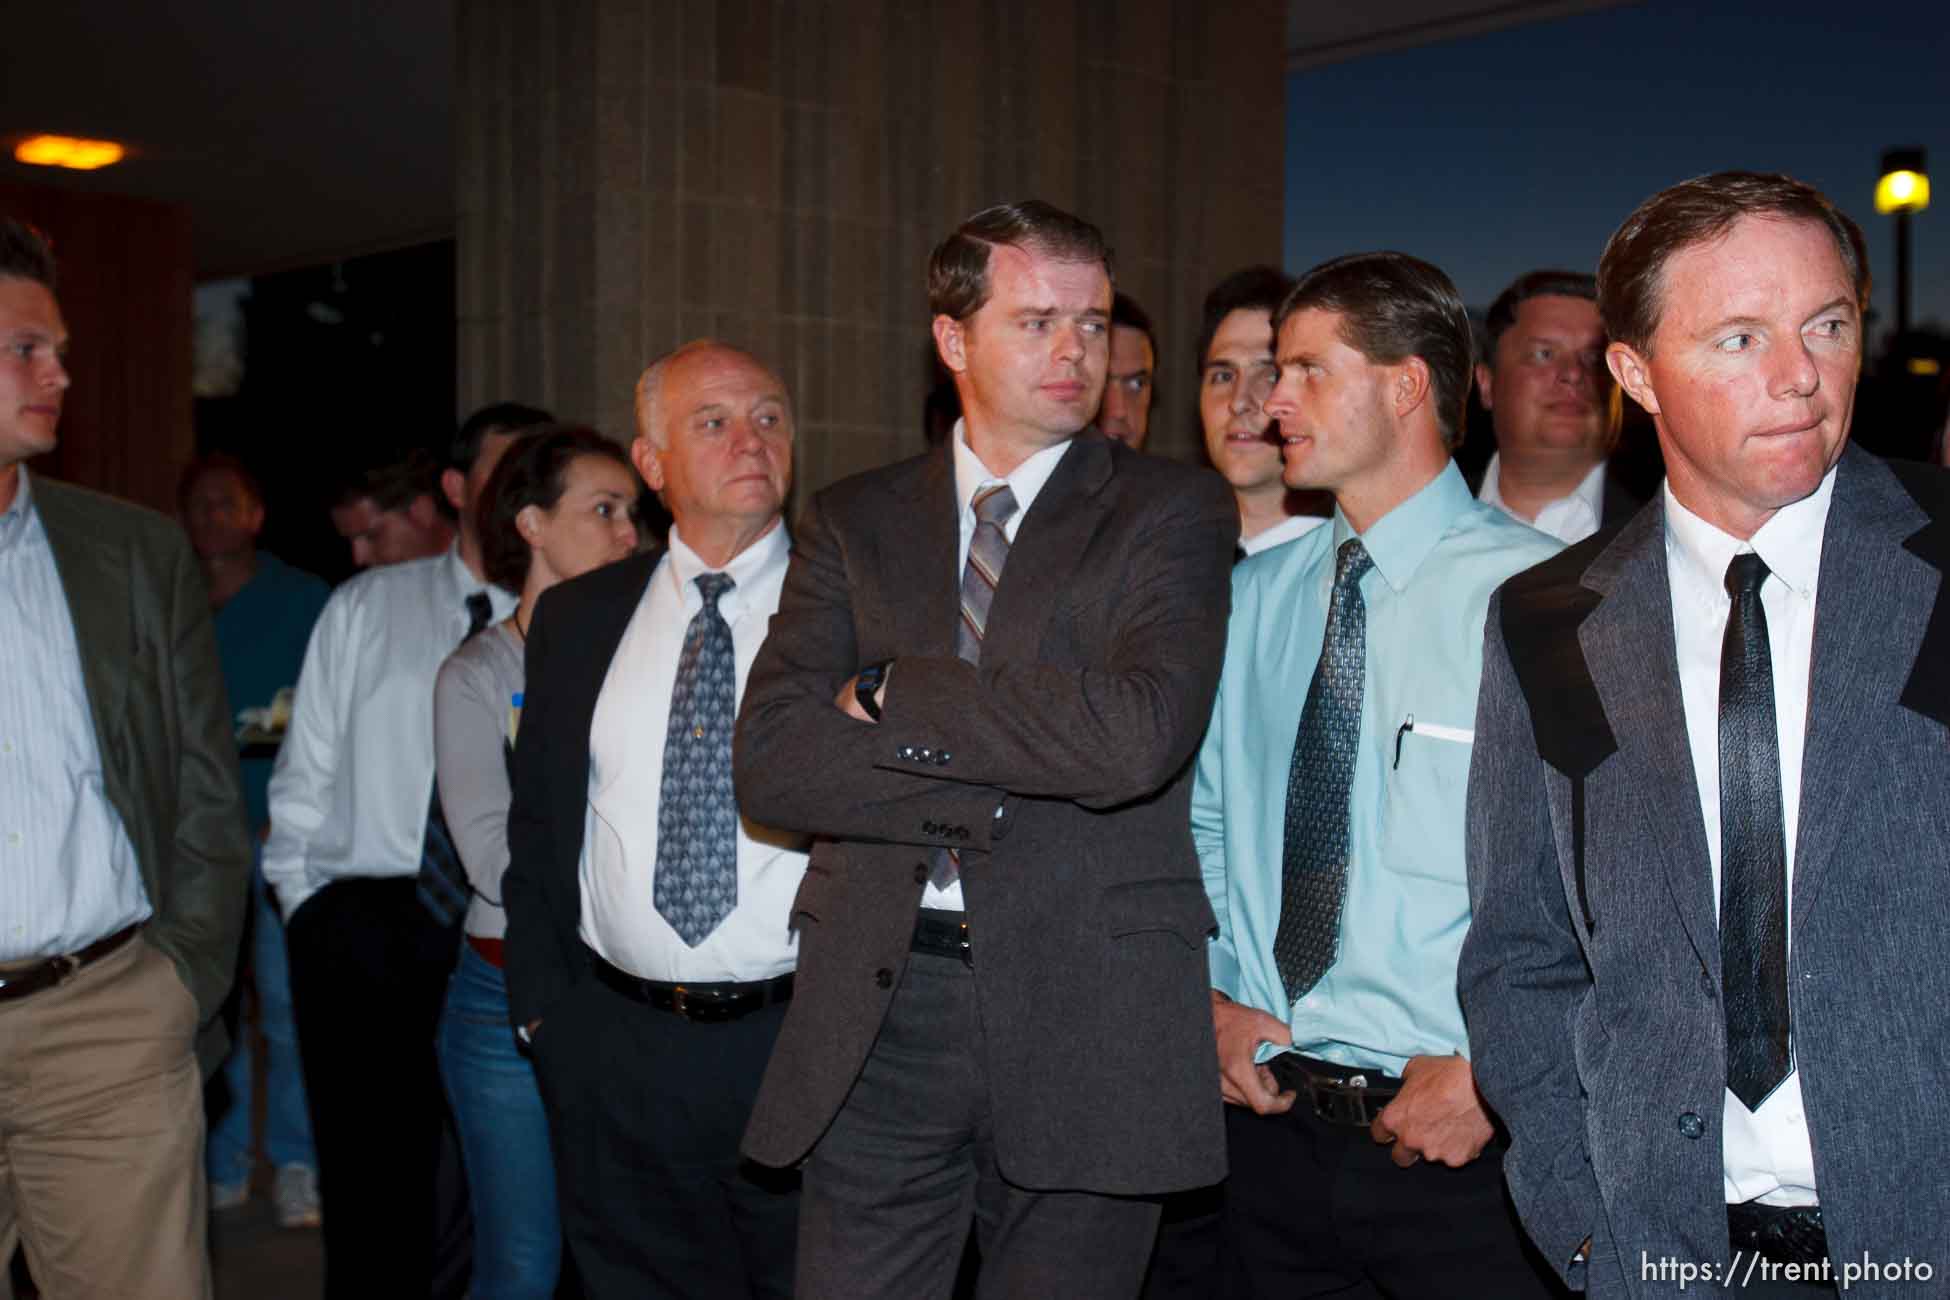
left=796, top=950, right=1162, bottom=1300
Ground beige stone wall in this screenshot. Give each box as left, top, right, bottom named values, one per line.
left=457, top=0, right=1286, bottom=497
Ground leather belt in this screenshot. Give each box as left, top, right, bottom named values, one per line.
left=1270, top=1053, right=1403, bottom=1127
left=911, top=909, right=972, bottom=966
left=591, top=957, right=793, bottom=1024
left=1728, top=1200, right=1828, bottom=1270
left=0, top=924, right=142, bottom=1003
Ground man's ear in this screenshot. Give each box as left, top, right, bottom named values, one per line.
left=631, top=435, right=665, bottom=492
left=932, top=314, right=968, bottom=375
left=1392, top=355, right=1433, bottom=422
left=1473, top=362, right=1495, bottom=411
left=440, top=467, right=466, bottom=514
left=243, top=500, right=267, bottom=539
left=1606, top=341, right=1660, bottom=417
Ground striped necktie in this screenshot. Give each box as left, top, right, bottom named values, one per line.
left=932, top=483, right=1017, bottom=889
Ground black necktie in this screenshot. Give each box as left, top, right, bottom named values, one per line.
left=416, top=591, right=496, bottom=927
left=1719, top=552, right=1791, bottom=1110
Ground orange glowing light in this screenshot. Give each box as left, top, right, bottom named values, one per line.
left=14, top=135, right=127, bottom=171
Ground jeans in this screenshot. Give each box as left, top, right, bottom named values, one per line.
left=207, top=849, right=315, bottom=1184
left=437, top=943, right=561, bottom=1299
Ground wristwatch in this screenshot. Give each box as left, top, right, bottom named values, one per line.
left=854, top=660, right=891, bottom=721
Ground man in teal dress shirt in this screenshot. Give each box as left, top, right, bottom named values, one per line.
left=1192, top=251, right=1565, bottom=1297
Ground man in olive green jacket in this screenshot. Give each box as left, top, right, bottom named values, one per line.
left=0, top=216, right=249, bottom=1300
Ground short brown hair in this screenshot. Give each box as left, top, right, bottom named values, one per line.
left=0, top=218, right=56, bottom=290
left=1275, top=251, right=1473, bottom=447
left=928, top=200, right=1114, bottom=322
left=1483, top=270, right=1598, bottom=355
left=1598, top=171, right=1870, bottom=355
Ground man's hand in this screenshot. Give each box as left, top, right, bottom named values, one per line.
left=1369, top=1053, right=1494, bottom=1168
left=1212, top=990, right=1296, bottom=1115
left=833, top=671, right=885, bottom=723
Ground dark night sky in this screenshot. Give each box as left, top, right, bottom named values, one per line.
left=1284, top=0, right=1950, bottom=345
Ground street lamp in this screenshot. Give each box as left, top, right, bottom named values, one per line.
left=1876, top=148, right=1929, bottom=337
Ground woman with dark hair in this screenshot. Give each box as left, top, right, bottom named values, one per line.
left=432, top=426, right=638, bottom=1299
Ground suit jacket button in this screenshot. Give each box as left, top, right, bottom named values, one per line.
left=923, top=820, right=937, bottom=835
left=875, top=968, right=894, bottom=989
left=913, top=863, right=928, bottom=883
left=934, top=752, right=951, bottom=765
left=898, top=746, right=914, bottom=760
left=917, top=747, right=933, bottom=761
left=1677, top=1112, right=1705, bottom=1139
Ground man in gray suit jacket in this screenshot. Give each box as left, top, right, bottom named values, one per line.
left=734, top=200, right=1237, bottom=1299
left=1461, top=172, right=1950, bottom=1299
left=0, top=217, right=250, bottom=1298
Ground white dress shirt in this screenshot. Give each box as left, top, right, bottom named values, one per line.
left=1479, top=453, right=1607, bottom=544
left=1663, top=467, right=1837, bottom=1208
left=1239, top=510, right=1328, bottom=557
left=264, top=544, right=515, bottom=920
left=0, top=469, right=150, bottom=959
left=579, top=522, right=809, bottom=982
left=922, top=420, right=1076, bottom=911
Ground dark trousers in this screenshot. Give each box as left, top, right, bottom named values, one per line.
left=286, top=876, right=468, bottom=1299
left=1141, top=1183, right=1224, bottom=1300
left=1222, top=1081, right=1566, bottom=1299
left=530, top=966, right=799, bottom=1300
left=797, top=951, right=1161, bottom=1300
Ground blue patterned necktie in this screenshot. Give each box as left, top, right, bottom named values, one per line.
left=655, top=572, right=740, bottom=946
left=1273, top=538, right=1373, bottom=1003
left=417, top=591, right=495, bottom=927
left=931, top=484, right=1018, bottom=890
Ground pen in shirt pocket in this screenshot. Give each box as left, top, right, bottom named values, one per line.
left=1392, top=714, right=1474, bottom=769
left=509, top=691, right=524, bottom=746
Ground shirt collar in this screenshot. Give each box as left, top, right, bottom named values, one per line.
left=0, top=466, right=35, bottom=555
left=666, top=517, right=790, bottom=613
left=951, top=418, right=1074, bottom=523
left=1662, top=463, right=1836, bottom=602
left=1240, top=510, right=1327, bottom=557
left=1330, top=459, right=1474, bottom=593
left=1479, top=452, right=1606, bottom=521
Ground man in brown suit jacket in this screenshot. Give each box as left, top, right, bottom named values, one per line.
left=733, top=200, right=1237, bottom=1299
left=0, top=217, right=250, bottom=1298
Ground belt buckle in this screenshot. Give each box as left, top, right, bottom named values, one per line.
left=669, top=984, right=694, bottom=1018
left=1309, top=1072, right=1384, bottom=1127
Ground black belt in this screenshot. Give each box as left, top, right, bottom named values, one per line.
left=591, top=957, right=793, bottom=1024
left=1728, top=1200, right=1828, bottom=1271
left=911, top=908, right=972, bottom=966
left=0, top=924, right=142, bottom=1003
left=1269, top=1053, right=1402, bottom=1127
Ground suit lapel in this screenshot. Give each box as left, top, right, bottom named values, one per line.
left=34, top=483, right=134, bottom=754
left=978, top=435, right=1113, bottom=666
left=1790, top=448, right=1936, bottom=933
left=1579, top=503, right=1722, bottom=975
left=888, top=448, right=963, bottom=661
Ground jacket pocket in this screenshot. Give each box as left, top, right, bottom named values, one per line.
left=1102, top=878, right=1217, bottom=949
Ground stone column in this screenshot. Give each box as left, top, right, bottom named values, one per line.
left=457, top=0, right=1285, bottom=493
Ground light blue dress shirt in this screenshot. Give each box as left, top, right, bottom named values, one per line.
left=1193, top=461, right=1561, bottom=1075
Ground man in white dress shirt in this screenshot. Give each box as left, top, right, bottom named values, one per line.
left=1473, top=269, right=1640, bottom=544
left=1197, top=266, right=1329, bottom=559
left=502, top=341, right=806, bottom=1300
left=264, top=401, right=545, bottom=1297
left=1462, top=172, right=1950, bottom=1298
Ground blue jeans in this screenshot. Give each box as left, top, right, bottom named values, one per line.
left=437, top=943, right=561, bottom=1299
left=207, top=850, right=316, bottom=1183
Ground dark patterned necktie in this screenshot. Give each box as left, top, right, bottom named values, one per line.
left=931, top=483, right=1018, bottom=889
left=655, top=572, right=740, bottom=946
left=1273, top=538, right=1373, bottom=1003
left=1720, top=552, right=1791, bottom=1110
left=417, top=591, right=496, bottom=927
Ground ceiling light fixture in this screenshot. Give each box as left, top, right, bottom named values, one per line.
left=14, top=134, right=127, bottom=171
